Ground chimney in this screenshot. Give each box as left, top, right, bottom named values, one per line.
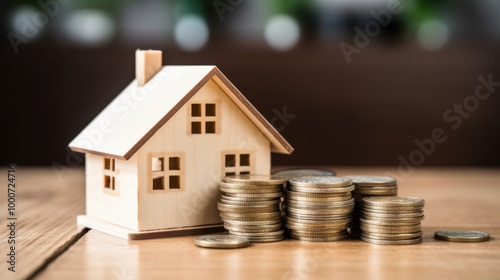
left=136, top=49, right=162, bottom=86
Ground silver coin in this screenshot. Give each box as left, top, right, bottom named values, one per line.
left=194, top=235, right=250, bottom=249
left=342, top=175, right=397, bottom=186
left=272, top=168, right=336, bottom=179
left=289, top=176, right=353, bottom=188
left=434, top=230, right=490, bottom=242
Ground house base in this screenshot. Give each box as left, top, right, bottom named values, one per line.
left=77, top=215, right=226, bottom=240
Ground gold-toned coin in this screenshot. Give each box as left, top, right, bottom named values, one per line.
left=289, top=233, right=349, bottom=242
left=360, top=235, right=422, bottom=245
left=289, top=176, right=353, bottom=188
left=220, top=198, right=280, bottom=206
left=286, top=194, right=352, bottom=202
left=229, top=229, right=285, bottom=237
left=286, top=190, right=351, bottom=198
left=434, top=230, right=490, bottom=242
left=363, top=196, right=425, bottom=207
left=285, top=216, right=352, bottom=225
left=289, top=230, right=349, bottom=238
left=220, top=186, right=283, bottom=194
left=244, top=235, right=285, bottom=243
left=342, top=175, right=397, bottom=187
left=223, top=192, right=283, bottom=198
left=221, top=194, right=279, bottom=202
left=224, top=174, right=287, bottom=186
left=224, top=223, right=282, bottom=232
left=222, top=218, right=282, bottom=226
left=360, top=224, right=421, bottom=234
left=363, top=231, right=423, bottom=240
left=360, top=217, right=422, bottom=226
left=289, top=185, right=355, bottom=193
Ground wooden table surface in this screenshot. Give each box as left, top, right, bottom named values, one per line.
left=1, top=167, right=499, bottom=280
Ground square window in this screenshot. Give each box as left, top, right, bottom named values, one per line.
left=169, top=176, right=180, bottom=189
left=104, top=158, right=114, bottom=171
left=205, top=121, right=216, bottom=134
left=240, top=154, right=250, bottom=166
left=169, top=157, right=180, bottom=170
left=191, top=104, right=201, bottom=117
left=225, top=154, right=236, bottom=167
left=205, top=103, right=216, bottom=117
left=153, top=177, right=165, bottom=190
left=191, top=122, right=202, bottom=134
left=152, top=157, right=164, bottom=172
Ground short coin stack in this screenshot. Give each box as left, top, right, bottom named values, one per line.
left=218, top=175, right=287, bottom=243
left=342, top=176, right=398, bottom=235
left=285, top=177, right=355, bottom=242
left=360, top=196, right=425, bottom=245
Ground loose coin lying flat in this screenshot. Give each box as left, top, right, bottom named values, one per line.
left=194, top=235, right=250, bottom=249
left=434, top=230, right=490, bottom=242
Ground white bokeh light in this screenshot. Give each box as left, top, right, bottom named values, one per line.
left=10, top=5, right=45, bottom=40
left=417, top=19, right=449, bottom=51
left=264, top=15, right=300, bottom=51
left=174, top=14, right=209, bottom=52
left=64, top=9, right=115, bottom=45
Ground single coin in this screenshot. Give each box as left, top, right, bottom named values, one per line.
left=285, top=216, right=352, bottom=225
left=343, top=175, right=397, bottom=187
left=353, top=188, right=398, bottom=196
left=286, top=198, right=355, bottom=208
left=363, top=196, right=425, bottom=207
left=224, top=223, right=282, bottom=233
left=272, top=168, right=336, bottom=179
left=219, top=181, right=284, bottom=190
left=363, top=231, right=423, bottom=240
left=286, top=190, right=351, bottom=198
left=289, top=185, right=355, bottom=194
left=286, top=194, right=352, bottom=202
left=289, top=176, right=353, bottom=188
left=221, top=218, right=282, bottom=226
left=289, top=233, right=349, bottom=242
left=220, top=198, right=280, bottom=206
left=223, top=192, right=283, bottom=199
left=224, top=174, right=287, bottom=186
left=360, top=217, right=422, bottom=226
left=194, top=235, right=250, bottom=249
left=229, top=229, right=285, bottom=237
left=221, top=195, right=279, bottom=202
left=362, top=211, right=425, bottom=219
left=360, top=235, right=422, bottom=245
left=287, top=206, right=354, bottom=215
left=434, top=230, right=490, bottom=242
left=289, top=230, right=349, bottom=238
left=220, top=186, right=283, bottom=194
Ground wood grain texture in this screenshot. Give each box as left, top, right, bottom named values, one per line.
left=0, top=167, right=86, bottom=280
left=34, top=167, right=500, bottom=280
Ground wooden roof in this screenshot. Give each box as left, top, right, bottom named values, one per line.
left=69, top=66, right=293, bottom=159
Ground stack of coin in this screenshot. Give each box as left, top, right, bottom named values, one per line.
left=218, top=175, right=287, bottom=243
left=360, top=196, right=425, bottom=245
left=342, top=176, right=398, bottom=235
left=284, top=177, right=355, bottom=242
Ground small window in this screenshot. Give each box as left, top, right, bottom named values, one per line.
left=169, top=176, right=180, bottom=189
left=205, top=121, right=216, bottom=134
left=225, top=172, right=236, bottom=177
left=104, top=175, right=114, bottom=189
left=153, top=177, right=165, bottom=190
left=240, top=154, right=250, bottom=166
left=191, top=104, right=202, bottom=117
left=240, top=171, right=250, bottom=175
left=191, top=122, right=202, bottom=134
left=152, top=157, right=164, bottom=172
left=104, top=158, right=114, bottom=171
left=169, top=157, right=180, bottom=170
left=205, top=103, right=216, bottom=116
left=225, top=154, right=236, bottom=167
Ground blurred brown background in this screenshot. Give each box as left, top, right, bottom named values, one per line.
left=2, top=0, right=500, bottom=167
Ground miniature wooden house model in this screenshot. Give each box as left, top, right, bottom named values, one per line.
left=69, top=50, right=293, bottom=239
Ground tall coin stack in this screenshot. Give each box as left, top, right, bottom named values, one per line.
left=285, top=177, right=355, bottom=242
left=342, top=176, right=398, bottom=235
left=218, top=175, right=287, bottom=243
left=360, top=196, right=425, bottom=245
